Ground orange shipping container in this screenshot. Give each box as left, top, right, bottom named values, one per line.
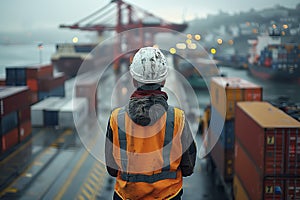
left=210, top=77, right=262, bottom=120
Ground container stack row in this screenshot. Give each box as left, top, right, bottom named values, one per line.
left=234, top=102, right=300, bottom=200
left=258, top=44, right=300, bottom=69
left=31, top=97, right=88, bottom=128
left=75, top=73, right=99, bottom=116
left=209, top=77, right=263, bottom=182
left=0, top=86, right=32, bottom=155
left=5, top=64, right=66, bottom=104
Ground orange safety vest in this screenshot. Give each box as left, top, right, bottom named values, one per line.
left=110, top=106, right=185, bottom=200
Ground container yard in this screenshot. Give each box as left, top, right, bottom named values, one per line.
left=1, top=0, right=300, bottom=199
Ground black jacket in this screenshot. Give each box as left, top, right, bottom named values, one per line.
left=105, top=88, right=196, bottom=177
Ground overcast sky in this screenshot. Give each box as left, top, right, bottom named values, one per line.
left=0, top=0, right=299, bottom=33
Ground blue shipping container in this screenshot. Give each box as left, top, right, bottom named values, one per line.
left=219, top=120, right=235, bottom=149
left=0, top=111, right=18, bottom=135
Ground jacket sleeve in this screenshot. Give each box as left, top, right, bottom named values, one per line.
left=180, top=119, right=197, bottom=177
left=105, top=117, right=119, bottom=177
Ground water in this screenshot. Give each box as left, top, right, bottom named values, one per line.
left=0, top=44, right=56, bottom=77
left=0, top=44, right=299, bottom=103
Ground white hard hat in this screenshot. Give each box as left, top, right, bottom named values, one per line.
left=129, top=47, right=168, bottom=84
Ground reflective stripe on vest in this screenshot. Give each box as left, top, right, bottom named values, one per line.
left=117, top=106, right=176, bottom=183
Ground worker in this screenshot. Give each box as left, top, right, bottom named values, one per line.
left=105, top=47, right=196, bottom=200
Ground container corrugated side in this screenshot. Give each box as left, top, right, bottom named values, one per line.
left=18, top=120, right=32, bottom=142
left=1, top=128, right=18, bottom=153
left=236, top=102, right=300, bottom=175
left=0, top=111, right=18, bottom=135
left=26, top=64, right=53, bottom=79
left=210, top=77, right=262, bottom=120
left=0, top=86, right=31, bottom=116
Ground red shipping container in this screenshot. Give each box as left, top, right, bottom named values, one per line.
left=285, top=178, right=300, bottom=199
left=18, top=106, right=31, bottom=123
left=235, top=102, right=300, bottom=175
left=0, top=86, right=31, bottom=116
left=30, top=91, right=38, bottom=104
left=211, top=139, right=234, bottom=181
left=38, top=73, right=66, bottom=92
left=285, top=128, right=300, bottom=175
left=0, top=78, right=5, bottom=86
left=18, top=120, right=32, bottom=142
left=26, top=64, right=53, bottom=79
left=1, top=128, right=18, bottom=153
left=235, top=140, right=285, bottom=200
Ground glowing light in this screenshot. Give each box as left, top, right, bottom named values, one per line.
left=72, top=37, right=79, bottom=43
left=169, top=48, right=176, bottom=54
left=281, top=31, right=286, bottom=36
left=153, top=44, right=159, bottom=48
left=252, top=29, right=258, bottom=34
left=122, top=87, right=128, bottom=96
left=186, top=34, right=192, bottom=39
left=194, top=34, right=201, bottom=41
left=188, top=43, right=197, bottom=49
left=246, top=22, right=250, bottom=26
left=210, top=48, right=217, bottom=54
left=186, top=39, right=192, bottom=44
left=272, top=24, right=277, bottom=29
left=228, top=40, right=234, bottom=45
left=217, top=38, right=223, bottom=45
left=283, top=24, right=289, bottom=29
left=176, top=43, right=187, bottom=50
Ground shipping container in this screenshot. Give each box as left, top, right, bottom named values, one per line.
left=58, top=98, right=88, bottom=128
left=31, top=97, right=62, bottom=126
left=18, top=120, right=32, bottom=142
left=18, top=106, right=31, bottom=123
left=0, top=86, right=31, bottom=116
left=235, top=140, right=300, bottom=200
left=1, top=128, right=18, bottom=153
left=43, top=98, right=69, bottom=126
left=0, top=78, right=6, bottom=86
left=38, top=85, right=65, bottom=101
left=5, top=67, right=27, bottom=86
left=235, top=102, right=300, bottom=175
left=210, top=77, right=262, bottom=120
left=26, top=64, right=53, bottom=79
left=0, top=111, right=18, bottom=135
left=233, top=175, right=250, bottom=200
left=211, top=139, right=234, bottom=182
left=27, top=72, right=66, bottom=92
left=75, top=75, right=98, bottom=114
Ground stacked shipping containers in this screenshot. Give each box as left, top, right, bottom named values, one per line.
left=31, top=97, right=88, bottom=128
left=0, top=87, right=32, bottom=154
left=5, top=64, right=66, bottom=103
left=210, top=77, right=262, bottom=182
left=75, top=73, right=98, bottom=115
left=234, top=102, right=300, bottom=199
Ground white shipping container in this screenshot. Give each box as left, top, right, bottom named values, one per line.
left=58, top=98, right=88, bottom=128
left=31, top=97, right=62, bottom=126
left=43, top=98, right=70, bottom=126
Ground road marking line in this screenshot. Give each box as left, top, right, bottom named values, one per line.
left=54, top=150, right=89, bottom=200
left=81, top=188, right=92, bottom=199
left=83, top=183, right=94, bottom=195
left=0, top=129, right=44, bottom=165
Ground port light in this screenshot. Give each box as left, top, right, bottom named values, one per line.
left=169, top=48, right=176, bottom=54
left=186, top=34, right=192, bottom=39
left=194, top=34, right=201, bottom=41
left=72, top=37, right=79, bottom=43
left=210, top=48, right=217, bottom=54
left=176, top=43, right=187, bottom=50
left=217, top=38, right=223, bottom=45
